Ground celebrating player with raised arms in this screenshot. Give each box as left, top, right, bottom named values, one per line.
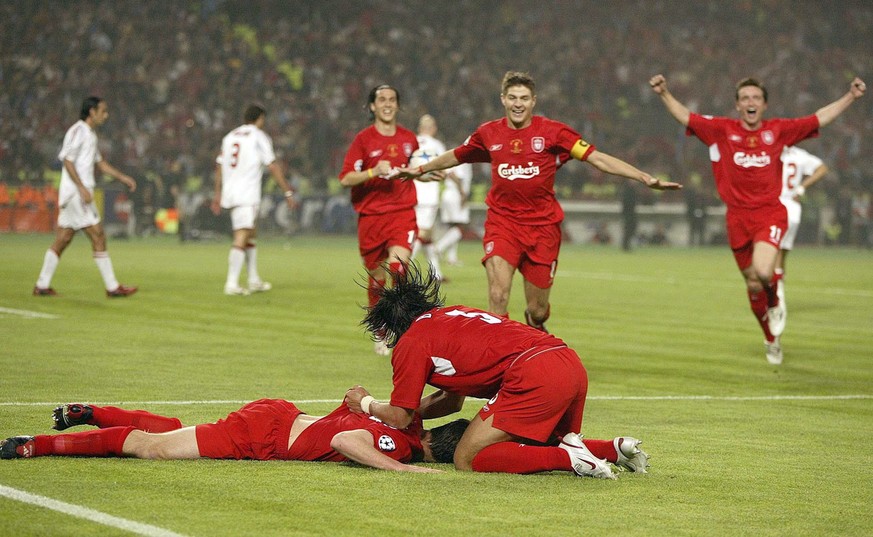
left=398, top=71, right=680, bottom=332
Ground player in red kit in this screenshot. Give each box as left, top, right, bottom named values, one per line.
left=650, top=74, right=866, bottom=365
left=345, top=263, right=650, bottom=479
left=2, top=399, right=468, bottom=473
left=397, top=72, right=680, bottom=332
left=339, top=85, right=419, bottom=356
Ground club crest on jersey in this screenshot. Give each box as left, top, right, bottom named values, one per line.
left=761, top=130, right=775, bottom=145
left=510, top=139, right=523, bottom=154
left=485, top=241, right=494, bottom=254
left=403, top=143, right=414, bottom=156
left=378, top=435, right=396, bottom=452
left=531, top=137, right=545, bottom=153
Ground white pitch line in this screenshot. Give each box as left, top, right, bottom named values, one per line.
left=0, top=485, right=187, bottom=537
left=0, top=395, right=870, bottom=407
left=0, top=307, right=59, bottom=319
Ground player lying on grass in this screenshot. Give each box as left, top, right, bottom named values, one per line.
left=345, top=262, right=649, bottom=479
left=1, top=399, right=469, bottom=473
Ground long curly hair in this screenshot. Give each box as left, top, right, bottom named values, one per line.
left=361, top=262, right=444, bottom=348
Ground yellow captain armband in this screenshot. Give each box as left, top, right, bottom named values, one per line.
left=570, top=139, right=593, bottom=161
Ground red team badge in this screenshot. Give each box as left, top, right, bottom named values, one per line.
left=531, top=137, right=545, bottom=153
left=485, top=241, right=494, bottom=255
left=762, top=130, right=775, bottom=145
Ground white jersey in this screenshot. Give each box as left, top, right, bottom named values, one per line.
left=58, top=120, right=102, bottom=206
left=440, top=162, right=473, bottom=224
left=413, top=134, right=445, bottom=207
left=217, top=124, right=276, bottom=208
left=780, top=146, right=823, bottom=209
left=780, top=146, right=823, bottom=250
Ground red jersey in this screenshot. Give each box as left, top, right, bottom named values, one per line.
left=453, top=116, right=593, bottom=225
left=686, top=113, right=819, bottom=210
left=389, top=305, right=568, bottom=409
left=339, top=125, right=418, bottom=216
left=287, top=403, right=423, bottom=463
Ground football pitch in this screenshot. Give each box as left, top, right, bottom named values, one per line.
left=1, top=233, right=871, bottom=537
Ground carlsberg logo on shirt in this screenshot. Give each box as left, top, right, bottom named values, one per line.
left=733, top=152, right=771, bottom=168
left=497, top=162, right=540, bottom=180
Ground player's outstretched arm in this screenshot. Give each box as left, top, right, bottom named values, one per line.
left=649, top=74, right=691, bottom=126
left=815, top=77, right=866, bottom=128
left=330, top=430, right=442, bottom=473
left=586, top=150, right=682, bottom=191
left=396, top=150, right=460, bottom=180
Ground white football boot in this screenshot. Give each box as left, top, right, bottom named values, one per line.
left=765, top=337, right=783, bottom=365
left=558, top=433, right=616, bottom=479
left=248, top=281, right=273, bottom=293
left=224, top=285, right=250, bottom=296
left=766, top=301, right=786, bottom=337
left=614, top=437, right=649, bottom=473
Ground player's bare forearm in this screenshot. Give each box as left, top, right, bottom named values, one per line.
left=815, top=78, right=866, bottom=127
left=397, top=151, right=460, bottom=179
left=649, top=74, right=691, bottom=126
left=330, top=430, right=442, bottom=473
left=345, top=385, right=415, bottom=429
left=418, top=390, right=465, bottom=419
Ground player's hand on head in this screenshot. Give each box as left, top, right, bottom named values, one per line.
left=344, top=385, right=370, bottom=412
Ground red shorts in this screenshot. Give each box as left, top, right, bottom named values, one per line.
left=725, top=204, right=787, bottom=269
left=482, top=211, right=561, bottom=288
left=357, top=210, right=417, bottom=270
left=195, top=399, right=301, bottom=460
left=478, top=345, right=587, bottom=443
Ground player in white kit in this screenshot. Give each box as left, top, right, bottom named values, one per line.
left=411, top=115, right=447, bottom=280
left=774, top=146, right=829, bottom=317
left=211, top=104, right=296, bottom=295
left=33, top=96, right=138, bottom=298
left=436, top=161, right=473, bottom=266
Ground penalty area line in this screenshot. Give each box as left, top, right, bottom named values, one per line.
left=0, top=484, right=187, bottom=537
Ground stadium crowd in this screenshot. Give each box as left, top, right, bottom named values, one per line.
left=1, top=0, right=871, bottom=245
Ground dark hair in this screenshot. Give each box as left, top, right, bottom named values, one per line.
left=366, top=84, right=400, bottom=121
left=80, top=96, right=103, bottom=120
left=244, top=104, right=266, bottom=124
left=501, top=71, right=536, bottom=95
left=360, top=262, right=444, bottom=348
left=735, top=78, right=768, bottom=103
left=428, top=419, right=470, bottom=463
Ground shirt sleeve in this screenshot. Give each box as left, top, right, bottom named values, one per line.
left=453, top=129, right=491, bottom=164
left=58, top=124, right=83, bottom=162
left=365, top=422, right=416, bottom=462
left=778, top=115, right=820, bottom=147
left=258, top=131, right=276, bottom=166
left=686, top=113, right=724, bottom=146
left=339, top=132, right=365, bottom=179
left=388, top=340, right=432, bottom=410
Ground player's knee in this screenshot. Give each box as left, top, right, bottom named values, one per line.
left=453, top=451, right=474, bottom=471
left=527, top=302, right=549, bottom=321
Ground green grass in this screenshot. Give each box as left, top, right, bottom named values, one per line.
left=1, top=233, right=871, bottom=536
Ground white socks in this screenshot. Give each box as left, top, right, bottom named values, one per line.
left=424, top=243, right=442, bottom=280
left=36, top=249, right=59, bottom=289
left=92, top=251, right=119, bottom=291
left=436, top=226, right=462, bottom=264
left=245, top=245, right=261, bottom=285
left=226, top=247, right=245, bottom=288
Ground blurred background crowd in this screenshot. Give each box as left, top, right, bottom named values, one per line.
left=2, top=0, right=871, bottom=245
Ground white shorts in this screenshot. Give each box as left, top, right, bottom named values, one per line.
left=58, top=196, right=101, bottom=230
left=781, top=200, right=802, bottom=251
left=415, top=204, right=438, bottom=231
left=229, top=205, right=259, bottom=231
left=440, top=190, right=469, bottom=224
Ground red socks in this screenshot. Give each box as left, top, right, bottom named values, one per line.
left=582, top=438, right=618, bottom=462
left=388, top=261, right=406, bottom=280
left=91, top=406, right=183, bottom=433
left=367, top=277, right=385, bottom=308
left=33, top=426, right=135, bottom=457
left=748, top=289, right=775, bottom=342
left=471, top=442, right=570, bottom=474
